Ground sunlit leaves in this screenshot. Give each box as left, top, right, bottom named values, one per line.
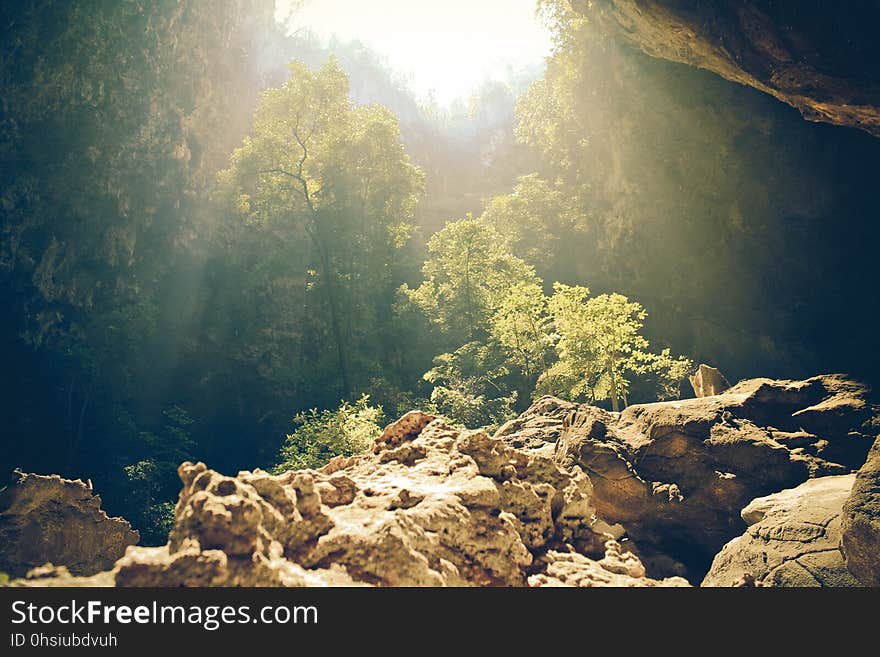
left=274, top=394, right=383, bottom=472
left=540, top=283, right=691, bottom=409
left=402, top=217, right=540, bottom=344
left=218, top=58, right=425, bottom=397
left=490, top=281, right=552, bottom=379
left=423, top=341, right=517, bottom=430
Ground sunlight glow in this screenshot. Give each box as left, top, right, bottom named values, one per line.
left=275, top=0, right=552, bottom=105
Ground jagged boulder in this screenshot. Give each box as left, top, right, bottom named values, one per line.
left=112, top=414, right=671, bottom=587
left=500, top=374, right=875, bottom=579
left=494, top=396, right=584, bottom=455
left=529, top=541, right=689, bottom=587
left=841, top=435, right=880, bottom=585
left=0, top=470, right=139, bottom=578
left=702, top=475, right=859, bottom=586
left=689, top=364, right=730, bottom=398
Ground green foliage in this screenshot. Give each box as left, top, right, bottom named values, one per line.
left=274, top=395, right=384, bottom=472
left=122, top=406, right=195, bottom=545
left=630, top=349, right=695, bottom=401
left=402, top=217, right=541, bottom=344
left=0, top=0, right=727, bottom=546
left=489, top=281, right=553, bottom=380
left=0, top=0, right=280, bottom=530
left=423, top=342, right=517, bottom=430
left=478, top=174, right=593, bottom=284
left=219, top=58, right=424, bottom=398
left=540, top=284, right=691, bottom=410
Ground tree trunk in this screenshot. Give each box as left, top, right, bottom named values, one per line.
left=308, top=220, right=351, bottom=397
left=608, top=355, right=620, bottom=412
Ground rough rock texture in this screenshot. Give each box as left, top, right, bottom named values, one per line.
left=579, top=0, right=880, bottom=138
left=702, top=475, right=859, bottom=586
left=0, top=470, right=139, bottom=578
left=841, top=435, right=880, bottom=585
left=111, top=413, right=677, bottom=587
left=500, top=374, right=875, bottom=579
left=689, top=364, right=730, bottom=398
left=528, top=541, right=688, bottom=587
left=5, top=564, right=116, bottom=588
left=494, top=396, right=583, bottom=456
left=7, top=374, right=875, bottom=588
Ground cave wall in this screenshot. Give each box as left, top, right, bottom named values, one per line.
left=579, top=0, right=880, bottom=138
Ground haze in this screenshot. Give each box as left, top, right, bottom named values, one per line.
left=275, top=0, right=553, bottom=104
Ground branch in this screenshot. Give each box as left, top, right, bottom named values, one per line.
left=256, top=166, right=316, bottom=213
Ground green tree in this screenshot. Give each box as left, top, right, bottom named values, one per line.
left=220, top=59, right=423, bottom=397
left=423, top=341, right=517, bottom=430
left=274, top=395, right=383, bottom=472
left=122, top=406, right=196, bottom=545
left=402, top=217, right=539, bottom=345
left=541, top=284, right=691, bottom=410
left=479, top=174, right=589, bottom=281
left=489, top=281, right=552, bottom=380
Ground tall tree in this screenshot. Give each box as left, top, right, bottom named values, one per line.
left=219, top=59, right=423, bottom=398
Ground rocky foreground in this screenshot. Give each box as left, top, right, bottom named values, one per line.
left=3, top=374, right=878, bottom=587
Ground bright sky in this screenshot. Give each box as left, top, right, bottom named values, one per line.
left=275, top=0, right=552, bottom=105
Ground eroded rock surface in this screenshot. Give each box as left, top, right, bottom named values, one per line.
left=841, top=435, right=880, bottom=585
left=113, top=414, right=669, bottom=587
left=702, top=475, right=859, bottom=586
left=528, top=541, right=689, bottom=587
left=502, top=374, right=874, bottom=579
left=580, top=0, right=880, bottom=138
left=0, top=470, right=139, bottom=578
left=7, top=374, right=875, bottom=588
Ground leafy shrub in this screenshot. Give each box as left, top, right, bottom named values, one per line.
left=273, top=395, right=384, bottom=472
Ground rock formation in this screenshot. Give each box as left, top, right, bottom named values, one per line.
left=579, top=0, right=880, bottom=138
left=499, top=374, right=875, bottom=579
left=5, top=374, right=876, bottom=587
left=689, top=364, right=730, bottom=398
left=0, top=470, right=139, bottom=578
left=840, top=435, right=880, bottom=585
left=112, top=412, right=685, bottom=587
left=702, top=475, right=859, bottom=586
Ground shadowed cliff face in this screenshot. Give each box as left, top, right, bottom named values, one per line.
left=528, top=8, right=880, bottom=389
left=578, top=0, right=880, bottom=138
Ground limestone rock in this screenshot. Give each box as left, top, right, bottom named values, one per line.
left=841, top=435, right=880, bottom=585
left=494, top=396, right=587, bottom=455
left=373, top=410, right=436, bottom=453
left=114, top=417, right=616, bottom=586
left=502, top=374, right=874, bottom=580
left=15, top=373, right=873, bottom=588
left=580, top=0, right=880, bottom=138
left=527, top=541, right=689, bottom=587
left=0, top=470, right=139, bottom=578
left=689, top=364, right=730, bottom=398
left=6, top=563, right=116, bottom=587
left=702, top=475, right=860, bottom=587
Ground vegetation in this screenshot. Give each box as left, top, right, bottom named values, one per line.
left=0, top=0, right=692, bottom=543
left=539, top=285, right=692, bottom=410
left=274, top=396, right=384, bottom=472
